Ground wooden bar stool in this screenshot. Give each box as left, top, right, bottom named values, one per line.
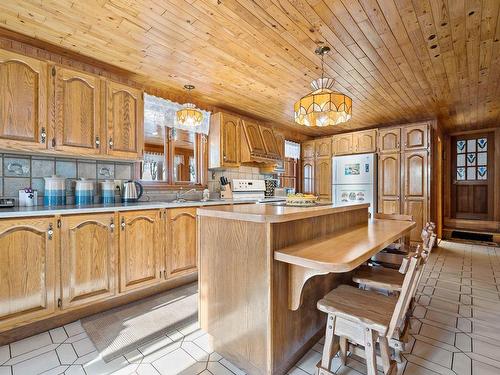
left=316, top=254, right=424, bottom=375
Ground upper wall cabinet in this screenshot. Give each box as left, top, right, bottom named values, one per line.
left=209, top=112, right=240, bottom=168
left=242, top=120, right=266, bottom=156
left=315, top=138, right=331, bottom=158
left=106, top=81, right=144, bottom=159
left=54, top=67, right=102, bottom=155
left=0, top=50, right=48, bottom=152
left=378, top=128, right=401, bottom=153
left=260, top=126, right=280, bottom=158
left=353, top=129, right=377, bottom=153
left=332, top=134, right=353, bottom=155
left=402, top=123, right=428, bottom=151
left=302, top=141, right=315, bottom=159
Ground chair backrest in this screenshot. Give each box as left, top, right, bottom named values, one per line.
left=375, top=213, right=414, bottom=245
left=421, top=222, right=436, bottom=249
left=387, top=249, right=423, bottom=338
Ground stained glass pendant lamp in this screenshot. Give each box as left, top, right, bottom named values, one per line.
left=176, top=85, right=203, bottom=127
left=294, top=46, right=352, bottom=127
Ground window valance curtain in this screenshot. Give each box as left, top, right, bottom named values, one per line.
left=144, top=93, right=211, bottom=135
left=285, top=140, right=301, bottom=159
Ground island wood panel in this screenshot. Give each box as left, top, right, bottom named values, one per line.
left=0, top=49, right=48, bottom=151
left=54, top=66, right=102, bottom=155
left=60, top=213, right=117, bottom=309
left=0, top=217, right=56, bottom=332
left=166, top=207, right=197, bottom=278
left=118, top=210, right=162, bottom=293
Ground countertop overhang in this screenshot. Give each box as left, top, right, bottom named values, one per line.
left=196, top=202, right=370, bottom=223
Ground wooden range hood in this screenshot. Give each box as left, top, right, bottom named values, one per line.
left=240, top=118, right=282, bottom=166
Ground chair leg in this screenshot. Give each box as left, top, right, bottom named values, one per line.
left=316, top=314, right=338, bottom=375
left=379, top=336, right=394, bottom=374
left=364, top=328, right=377, bottom=375
left=339, top=336, right=348, bottom=365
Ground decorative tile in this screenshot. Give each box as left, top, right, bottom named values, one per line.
left=55, top=160, right=76, bottom=178
left=3, top=157, right=30, bottom=177
left=31, top=158, right=54, bottom=178
left=77, top=162, right=96, bottom=179
left=97, top=163, right=114, bottom=179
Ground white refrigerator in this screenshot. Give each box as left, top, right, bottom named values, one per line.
left=332, top=153, right=377, bottom=218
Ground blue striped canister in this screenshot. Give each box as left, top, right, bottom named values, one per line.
left=75, top=178, right=94, bottom=206
left=99, top=180, right=116, bottom=205
left=43, top=176, right=66, bottom=206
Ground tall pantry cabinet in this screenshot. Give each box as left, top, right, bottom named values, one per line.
left=378, top=122, right=431, bottom=242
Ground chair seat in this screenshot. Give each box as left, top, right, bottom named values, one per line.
left=317, top=285, right=397, bottom=334
left=370, top=252, right=405, bottom=269
left=352, top=265, right=405, bottom=292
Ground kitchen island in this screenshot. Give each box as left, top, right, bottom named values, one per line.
left=197, top=203, right=415, bottom=375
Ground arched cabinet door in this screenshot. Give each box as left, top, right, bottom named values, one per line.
left=165, top=207, right=197, bottom=278
left=222, top=115, right=240, bottom=166
left=315, top=158, right=331, bottom=200
left=402, top=123, right=428, bottom=151
left=378, top=153, right=401, bottom=214
left=60, top=213, right=117, bottom=309
left=0, top=50, right=48, bottom=151
left=301, top=141, right=315, bottom=159
left=0, top=218, right=56, bottom=331
left=302, top=159, right=315, bottom=194
left=106, top=81, right=144, bottom=159
left=118, top=210, right=162, bottom=292
left=315, top=138, right=332, bottom=158
left=54, top=67, right=102, bottom=155
left=378, top=128, right=401, bottom=153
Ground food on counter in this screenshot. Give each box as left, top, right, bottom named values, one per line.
left=286, top=193, right=318, bottom=206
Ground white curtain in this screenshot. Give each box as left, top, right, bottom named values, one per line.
left=144, top=93, right=211, bottom=135
left=285, top=140, right=301, bottom=159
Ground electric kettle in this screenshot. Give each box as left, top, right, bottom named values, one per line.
left=122, top=180, right=144, bottom=203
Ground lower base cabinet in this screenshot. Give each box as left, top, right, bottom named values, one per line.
left=60, top=213, right=117, bottom=309
left=119, top=210, right=163, bottom=293
left=0, top=217, right=57, bottom=331
left=166, top=207, right=197, bottom=277
left=0, top=208, right=198, bottom=334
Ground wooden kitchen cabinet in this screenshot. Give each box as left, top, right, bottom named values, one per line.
left=54, top=66, right=102, bottom=155
left=118, top=210, right=163, bottom=292
left=0, top=217, right=56, bottom=331
left=378, top=128, right=401, bottom=153
left=106, top=81, right=144, bottom=159
left=0, top=50, right=49, bottom=152
left=165, top=207, right=197, bottom=278
left=315, top=138, right=331, bottom=158
left=402, top=123, right=428, bottom=151
left=332, top=134, right=353, bottom=155
left=302, top=158, right=315, bottom=194
left=378, top=153, right=401, bottom=215
left=301, top=140, right=315, bottom=159
left=260, top=126, right=280, bottom=158
left=242, top=120, right=266, bottom=155
left=209, top=112, right=240, bottom=168
left=402, top=150, right=428, bottom=242
left=315, top=158, right=332, bottom=200
left=60, top=213, right=117, bottom=309
left=353, top=129, right=377, bottom=153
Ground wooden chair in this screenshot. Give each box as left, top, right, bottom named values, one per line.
left=316, top=253, right=423, bottom=375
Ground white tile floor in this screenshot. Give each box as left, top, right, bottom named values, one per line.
left=0, top=240, right=498, bottom=375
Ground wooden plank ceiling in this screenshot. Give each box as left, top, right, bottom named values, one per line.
left=0, top=0, right=499, bottom=135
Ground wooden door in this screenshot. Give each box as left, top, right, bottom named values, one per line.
left=301, top=141, right=315, bottom=159
left=0, top=217, right=56, bottom=331
left=378, top=153, right=401, bottom=214
left=451, top=134, right=494, bottom=220
left=302, top=158, right=315, bottom=194
left=242, top=120, right=266, bottom=155
left=60, top=213, right=117, bottom=309
left=106, top=81, right=144, bottom=159
left=54, top=66, right=102, bottom=155
left=378, top=128, right=401, bottom=153
left=332, top=134, right=353, bottom=155
left=402, top=150, right=428, bottom=242
left=119, top=210, right=162, bottom=292
left=0, top=50, right=48, bottom=151
left=315, top=158, right=332, bottom=200
left=166, top=207, right=197, bottom=277
left=260, top=126, right=280, bottom=158
left=315, top=138, right=332, bottom=158
left=221, top=113, right=240, bottom=166
left=353, top=129, right=377, bottom=153
left=402, top=123, right=428, bottom=151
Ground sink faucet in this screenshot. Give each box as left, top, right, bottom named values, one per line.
left=176, top=188, right=197, bottom=200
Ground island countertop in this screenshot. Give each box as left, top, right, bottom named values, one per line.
left=196, top=202, right=370, bottom=223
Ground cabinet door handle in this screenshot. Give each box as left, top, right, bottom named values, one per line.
left=95, top=136, right=100, bottom=148
left=223, top=155, right=227, bottom=161
left=47, top=223, right=54, bottom=240
left=120, top=217, right=126, bottom=230
left=40, top=128, right=47, bottom=144
left=110, top=219, right=115, bottom=232
left=163, top=270, right=167, bottom=279
left=109, top=138, right=113, bottom=149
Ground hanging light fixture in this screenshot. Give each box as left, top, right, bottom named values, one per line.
left=176, top=84, right=203, bottom=127
left=294, top=46, right=352, bottom=127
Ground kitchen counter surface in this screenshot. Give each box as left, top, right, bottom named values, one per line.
left=197, top=202, right=370, bottom=223
left=0, top=197, right=285, bottom=218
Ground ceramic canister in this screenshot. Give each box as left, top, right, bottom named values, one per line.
left=44, top=175, right=66, bottom=206
left=75, top=178, right=94, bottom=205
left=99, top=180, right=116, bottom=205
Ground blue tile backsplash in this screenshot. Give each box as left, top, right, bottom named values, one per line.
left=0, top=155, right=134, bottom=204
